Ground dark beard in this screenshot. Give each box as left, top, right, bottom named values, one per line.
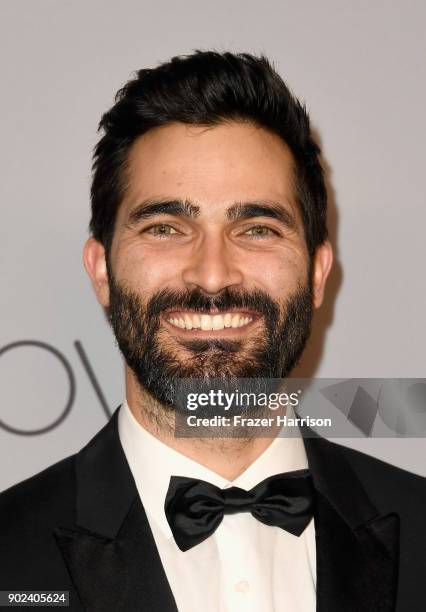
left=107, top=274, right=314, bottom=409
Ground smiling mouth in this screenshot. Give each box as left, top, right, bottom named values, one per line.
left=163, top=310, right=259, bottom=331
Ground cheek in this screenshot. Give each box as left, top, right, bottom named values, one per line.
left=114, top=244, right=185, bottom=292
left=242, top=250, right=309, bottom=295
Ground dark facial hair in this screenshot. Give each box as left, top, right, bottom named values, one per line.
left=107, top=272, right=314, bottom=409
left=107, top=260, right=313, bottom=408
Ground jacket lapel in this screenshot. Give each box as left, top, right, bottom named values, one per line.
left=53, top=408, right=177, bottom=612
left=304, top=435, right=400, bottom=611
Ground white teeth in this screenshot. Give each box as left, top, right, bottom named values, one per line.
left=231, top=314, right=240, bottom=328
left=168, top=313, right=253, bottom=330
left=212, top=315, right=224, bottom=330
left=200, top=314, right=213, bottom=330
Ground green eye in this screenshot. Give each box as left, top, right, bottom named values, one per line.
left=149, top=224, right=177, bottom=236
left=245, top=225, right=275, bottom=237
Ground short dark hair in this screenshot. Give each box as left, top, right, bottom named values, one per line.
left=90, top=50, right=328, bottom=258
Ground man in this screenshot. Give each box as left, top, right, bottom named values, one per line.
left=0, top=51, right=425, bottom=611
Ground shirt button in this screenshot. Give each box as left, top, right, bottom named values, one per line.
left=234, top=580, right=250, bottom=593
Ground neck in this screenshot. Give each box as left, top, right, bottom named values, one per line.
left=125, top=368, right=282, bottom=481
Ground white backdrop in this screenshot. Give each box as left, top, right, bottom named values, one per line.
left=1, top=0, right=425, bottom=491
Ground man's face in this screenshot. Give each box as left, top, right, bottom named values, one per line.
left=85, top=122, right=332, bottom=406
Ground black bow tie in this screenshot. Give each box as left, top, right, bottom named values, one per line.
left=165, top=469, right=315, bottom=552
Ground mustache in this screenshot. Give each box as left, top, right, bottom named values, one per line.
left=146, top=287, right=280, bottom=320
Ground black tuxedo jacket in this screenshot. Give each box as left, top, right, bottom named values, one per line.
left=1, top=407, right=425, bottom=611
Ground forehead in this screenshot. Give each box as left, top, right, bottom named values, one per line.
left=119, top=121, right=298, bottom=221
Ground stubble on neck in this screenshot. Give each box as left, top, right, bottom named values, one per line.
left=124, top=366, right=284, bottom=481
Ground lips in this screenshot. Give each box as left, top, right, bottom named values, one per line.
left=164, top=311, right=257, bottom=331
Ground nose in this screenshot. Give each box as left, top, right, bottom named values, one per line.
left=181, top=233, right=244, bottom=295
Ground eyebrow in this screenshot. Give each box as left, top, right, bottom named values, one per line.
left=226, top=202, right=297, bottom=231
left=127, top=199, right=200, bottom=226
left=126, top=198, right=297, bottom=231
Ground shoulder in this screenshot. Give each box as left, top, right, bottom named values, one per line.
left=0, top=454, right=78, bottom=586
left=0, top=454, right=77, bottom=538
left=329, top=439, right=426, bottom=512
left=334, top=440, right=425, bottom=488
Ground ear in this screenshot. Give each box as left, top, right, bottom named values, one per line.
left=82, top=237, right=110, bottom=307
left=312, top=241, right=333, bottom=309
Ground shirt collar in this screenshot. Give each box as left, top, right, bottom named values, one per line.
left=118, top=399, right=308, bottom=540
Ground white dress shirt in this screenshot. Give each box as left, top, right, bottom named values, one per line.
left=118, top=400, right=316, bottom=612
